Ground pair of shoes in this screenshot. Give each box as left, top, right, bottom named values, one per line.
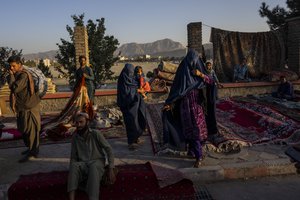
left=128, top=143, right=139, bottom=151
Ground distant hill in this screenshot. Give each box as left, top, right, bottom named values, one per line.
left=115, top=38, right=186, bottom=57
left=23, top=40, right=213, bottom=60
left=23, top=50, right=58, bottom=61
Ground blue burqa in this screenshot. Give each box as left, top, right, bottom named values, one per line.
left=163, top=50, right=207, bottom=151
left=117, top=63, right=146, bottom=144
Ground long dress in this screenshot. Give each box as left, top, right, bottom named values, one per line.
left=117, top=63, right=146, bottom=145
left=162, top=49, right=212, bottom=159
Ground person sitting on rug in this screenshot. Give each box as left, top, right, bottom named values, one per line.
left=75, top=55, right=95, bottom=103
left=7, top=56, right=41, bottom=163
left=68, top=112, right=116, bottom=200
left=162, top=49, right=214, bottom=168
left=134, top=65, right=151, bottom=99
left=117, top=63, right=147, bottom=151
left=233, top=57, right=251, bottom=82
left=272, top=75, right=295, bottom=100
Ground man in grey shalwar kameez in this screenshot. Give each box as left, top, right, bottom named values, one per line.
left=7, top=56, right=41, bottom=163
left=68, top=112, right=115, bottom=200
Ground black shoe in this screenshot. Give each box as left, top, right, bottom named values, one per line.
left=21, top=149, right=30, bottom=155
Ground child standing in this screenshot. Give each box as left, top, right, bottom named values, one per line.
left=135, top=66, right=151, bottom=99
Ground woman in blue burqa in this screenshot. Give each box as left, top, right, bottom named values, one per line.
left=162, top=49, right=214, bottom=167
left=117, top=63, right=147, bottom=150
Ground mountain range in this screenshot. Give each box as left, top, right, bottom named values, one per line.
left=114, top=38, right=186, bottom=57
left=23, top=38, right=212, bottom=60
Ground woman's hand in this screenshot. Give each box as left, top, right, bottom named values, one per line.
left=193, top=69, right=204, bottom=78
left=217, top=83, right=224, bottom=88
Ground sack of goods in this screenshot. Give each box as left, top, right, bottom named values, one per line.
left=23, top=66, right=48, bottom=98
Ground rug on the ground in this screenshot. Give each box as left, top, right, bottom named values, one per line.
left=8, top=162, right=196, bottom=200
left=0, top=128, right=22, bottom=141
left=146, top=99, right=300, bottom=154
left=216, top=98, right=300, bottom=144
left=234, top=95, right=300, bottom=122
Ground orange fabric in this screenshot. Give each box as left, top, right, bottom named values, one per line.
left=142, top=82, right=151, bottom=92
left=140, top=77, right=151, bottom=92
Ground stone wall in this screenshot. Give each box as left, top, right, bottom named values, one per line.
left=3, top=81, right=300, bottom=114
left=287, top=17, right=300, bottom=74
left=187, top=22, right=202, bottom=54
left=74, top=26, right=89, bottom=68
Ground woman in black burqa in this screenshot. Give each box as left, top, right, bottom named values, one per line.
left=162, top=49, right=216, bottom=167
left=117, top=63, right=147, bottom=150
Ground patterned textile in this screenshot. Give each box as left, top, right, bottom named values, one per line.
left=41, top=77, right=93, bottom=139
left=210, top=28, right=284, bottom=82
left=147, top=100, right=300, bottom=154
left=8, top=162, right=195, bottom=200
left=149, top=78, right=168, bottom=92
left=180, top=90, right=207, bottom=141
left=216, top=99, right=300, bottom=144
left=0, top=128, right=21, bottom=141
left=266, top=69, right=299, bottom=82
left=233, top=95, right=300, bottom=122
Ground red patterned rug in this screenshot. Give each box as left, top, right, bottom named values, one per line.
left=0, top=128, right=22, bottom=141
left=146, top=99, right=300, bottom=154
left=216, top=99, right=300, bottom=144
left=8, top=162, right=195, bottom=200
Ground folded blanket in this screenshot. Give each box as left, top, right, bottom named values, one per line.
left=157, top=70, right=176, bottom=81
left=158, top=61, right=178, bottom=74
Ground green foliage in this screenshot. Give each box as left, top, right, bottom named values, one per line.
left=37, top=59, right=53, bottom=78
left=259, top=0, right=300, bottom=30
left=0, top=47, right=22, bottom=86
left=24, top=60, right=37, bottom=67
left=56, top=13, right=119, bottom=87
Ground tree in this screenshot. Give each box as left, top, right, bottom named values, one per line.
left=37, top=59, right=53, bottom=78
left=259, top=0, right=300, bottom=30
left=0, top=47, right=22, bottom=87
left=55, top=14, right=119, bottom=87
left=24, top=60, right=37, bottom=67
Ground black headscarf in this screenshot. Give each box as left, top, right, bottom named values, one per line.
left=165, top=49, right=207, bottom=104
left=117, top=63, right=139, bottom=109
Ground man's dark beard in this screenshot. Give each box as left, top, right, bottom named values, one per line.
left=77, top=125, right=88, bottom=136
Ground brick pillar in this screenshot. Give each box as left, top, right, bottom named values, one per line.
left=74, top=26, right=89, bottom=69
left=287, top=17, right=300, bottom=74
left=187, top=22, right=202, bottom=54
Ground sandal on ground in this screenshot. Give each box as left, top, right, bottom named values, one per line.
left=128, top=143, right=139, bottom=151
left=193, top=159, right=203, bottom=168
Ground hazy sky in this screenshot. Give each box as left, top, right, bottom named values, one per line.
left=0, top=0, right=286, bottom=54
